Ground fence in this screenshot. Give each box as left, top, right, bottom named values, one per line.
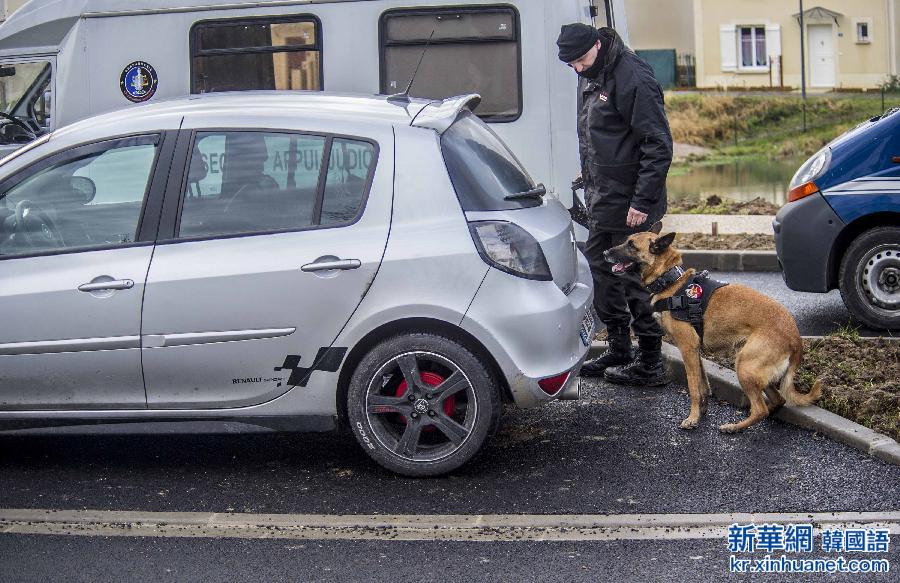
left=676, top=54, right=695, bottom=88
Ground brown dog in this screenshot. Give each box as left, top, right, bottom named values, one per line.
left=604, top=230, right=822, bottom=432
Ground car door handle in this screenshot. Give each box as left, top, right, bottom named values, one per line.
left=78, top=279, right=135, bottom=292
left=301, top=259, right=362, bottom=272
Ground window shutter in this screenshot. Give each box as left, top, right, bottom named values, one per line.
left=720, top=25, right=737, bottom=71
left=765, top=24, right=782, bottom=57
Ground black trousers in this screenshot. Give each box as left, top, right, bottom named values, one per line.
left=584, top=228, right=664, bottom=338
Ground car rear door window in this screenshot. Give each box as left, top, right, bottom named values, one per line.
left=321, top=138, right=376, bottom=226
left=178, top=131, right=375, bottom=238
left=0, top=135, right=159, bottom=257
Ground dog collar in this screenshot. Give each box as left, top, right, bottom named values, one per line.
left=646, top=265, right=686, bottom=294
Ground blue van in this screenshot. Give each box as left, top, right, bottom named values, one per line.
left=774, top=111, right=900, bottom=330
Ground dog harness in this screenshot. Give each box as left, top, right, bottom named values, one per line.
left=650, top=268, right=729, bottom=338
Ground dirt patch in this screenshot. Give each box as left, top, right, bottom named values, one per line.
left=674, top=233, right=775, bottom=250
left=669, top=195, right=781, bottom=215
left=700, top=335, right=900, bottom=442
left=673, top=142, right=712, bottom=163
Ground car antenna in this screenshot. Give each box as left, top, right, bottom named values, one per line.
left=387, top=29, right=435, bottom=106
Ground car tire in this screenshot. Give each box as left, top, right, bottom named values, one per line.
left=347, top=332, right=500, bottom=477
left=839, top=226, right=900, bottom=331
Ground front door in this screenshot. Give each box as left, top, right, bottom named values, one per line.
left=809, top=24, right=835, bottom=88
left=141, top=129, right=391, bottom=409
left=0, top=134, right=169, bottom=409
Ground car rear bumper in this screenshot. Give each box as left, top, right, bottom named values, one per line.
left=774, top=192, right=844, bottom=292
left=461, top=251, right=594, bottom=408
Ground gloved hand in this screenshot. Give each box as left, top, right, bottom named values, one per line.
left=568, top=176, right=590, bottom=229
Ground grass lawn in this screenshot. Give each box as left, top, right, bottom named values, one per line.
left=666, top=92, right=900, bottom=162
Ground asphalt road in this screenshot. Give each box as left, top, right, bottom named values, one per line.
left=2, top=378, right=898, bottom=516
left=1, top=376, right=898, bottom=581
left=2, top=535, right=897, bottom=583
left=717, top=271, right=889, bottom=338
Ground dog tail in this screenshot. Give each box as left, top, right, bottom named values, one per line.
left=779, top=363, right=822, bottom=407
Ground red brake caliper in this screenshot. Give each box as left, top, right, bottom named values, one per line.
left=395, top=371, right=456, bottom=430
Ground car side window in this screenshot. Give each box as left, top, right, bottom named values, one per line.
left=0, top=135, right=158, bottom=258
left=321, top=138, right=376, bottom=226
left=178, top=131, right=375, bottom=238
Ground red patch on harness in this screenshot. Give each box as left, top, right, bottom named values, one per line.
left=685, top=283, right=703, bottom=300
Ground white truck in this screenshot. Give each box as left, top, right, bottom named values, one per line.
left=0, top=0, right=626, bottom=206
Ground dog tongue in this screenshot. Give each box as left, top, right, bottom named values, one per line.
left=612, top=262, right=632, bottom=274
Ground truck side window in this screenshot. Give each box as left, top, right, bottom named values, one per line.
left=190, top=16, right=322, bottom=93
left=0, top=60, right=52, bottom=142
left=379, top=7, right=522, bottom=122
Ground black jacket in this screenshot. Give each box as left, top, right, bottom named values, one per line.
left=577, top=27, right=672, bottom=232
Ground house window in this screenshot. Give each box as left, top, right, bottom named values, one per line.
left=379, top=6, right=522, bottom=122
left=739, top=26, right=767, bottom=68
left=190, top=16, right=322, bottom=94
left=856, top=21, right=871, bottom=43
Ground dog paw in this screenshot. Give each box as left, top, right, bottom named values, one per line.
left=680, top=418, right=698, bottom=430
left=718, top=423, right=740, bottom=434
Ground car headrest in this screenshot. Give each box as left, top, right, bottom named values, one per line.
left=188, top=144, right=208, bottom=183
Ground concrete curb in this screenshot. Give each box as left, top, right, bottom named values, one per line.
left=664, top=214, right=776, bottom=235
left=588, top=341, right=900, bottom=466
left=680, top=249, right=779, bottom=272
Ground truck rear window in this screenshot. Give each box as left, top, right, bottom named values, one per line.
left=440, top=110, right=538, bottom=211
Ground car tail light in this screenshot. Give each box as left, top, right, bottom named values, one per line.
left=538, top=371, right=570, bottom=395
left=788, top=181, right=819, bottom=202
left=468, top=220, right=552, bottom=281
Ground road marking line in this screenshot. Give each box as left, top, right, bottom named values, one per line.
left=1, top=510, right=898, bottom=542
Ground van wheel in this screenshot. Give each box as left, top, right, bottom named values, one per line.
left=347, top=332, right=500, bottom=477
left=839, top=226, right=900, bottom=330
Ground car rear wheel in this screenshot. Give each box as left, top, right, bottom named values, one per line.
left=347, top=332, right=500, bottom=477
left=839, top=226, right=900, bottom=330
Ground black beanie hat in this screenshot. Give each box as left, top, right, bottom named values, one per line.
left=557, top=23, right=600, bottom=63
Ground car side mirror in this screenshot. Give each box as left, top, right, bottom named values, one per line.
left=71, top=176, right=96, bottom=203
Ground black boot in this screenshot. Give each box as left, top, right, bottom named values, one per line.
left=580, top=327, right=632, bottom=377
left=604, top=335, right=669, bottom=386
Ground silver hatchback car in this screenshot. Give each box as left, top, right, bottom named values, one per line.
left=0, top=92, right=593, bottom=476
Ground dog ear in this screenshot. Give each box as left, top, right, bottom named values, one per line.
left=650, top=232, right=676, bottom=255
left=648, top=221, right=663, bottom=235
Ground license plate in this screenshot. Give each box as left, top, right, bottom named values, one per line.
left=579, top=309, right=595, bottom=347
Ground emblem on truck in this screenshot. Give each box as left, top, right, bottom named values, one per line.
left=120, top=61, right=158, bottom=103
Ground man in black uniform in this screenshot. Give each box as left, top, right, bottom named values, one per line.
left=557, top=23, right=673, bottom=386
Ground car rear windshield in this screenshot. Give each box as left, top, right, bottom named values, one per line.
left=440, top=110, right=539, bottom=211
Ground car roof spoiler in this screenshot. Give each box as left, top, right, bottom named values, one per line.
left=409, top=94, right=482, bottom=134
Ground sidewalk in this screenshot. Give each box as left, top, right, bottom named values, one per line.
left=663, top=214, right=775, bottom=235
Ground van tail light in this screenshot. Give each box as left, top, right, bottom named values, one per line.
left=788, top=181, right=819, bottom=202
left=538, top=371, right=571, bottom=395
